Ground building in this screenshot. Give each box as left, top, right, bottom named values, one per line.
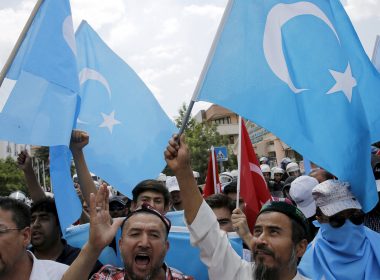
left=194, top=104, right=301, bottom=167
left=194, top=104, right=239, bottom=145
left=246, top=122, right=301, bottom=167
left=0, top=140, right=31, bottom=160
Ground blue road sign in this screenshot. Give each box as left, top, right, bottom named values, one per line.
left=214, top=146, right=228, bottom=162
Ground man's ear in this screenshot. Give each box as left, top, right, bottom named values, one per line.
left=130, top=201, right=137, bottom=211
left=295, top=239, right=308, bottom=258
left=21, top=227, right=31, bottom=248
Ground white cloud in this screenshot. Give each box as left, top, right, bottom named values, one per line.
left=1, top=0, right=379, bottom=119
left=343, top=0, right=380, bottom=21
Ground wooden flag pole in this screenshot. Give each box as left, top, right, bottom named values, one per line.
left=0, top=0, right=45, bottom=87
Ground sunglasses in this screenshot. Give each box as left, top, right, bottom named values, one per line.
left=328, top=211, right=364, bottom=228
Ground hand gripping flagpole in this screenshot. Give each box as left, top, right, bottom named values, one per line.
left=177, top=0, right=233, bottom=136
left=0, top=0, right=45, bottom=87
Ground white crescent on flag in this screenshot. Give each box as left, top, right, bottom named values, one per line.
left=249, top=162, right=266, bottom=184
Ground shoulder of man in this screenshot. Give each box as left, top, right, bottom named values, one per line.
left=168, top=266, right=194, bottom=280
left=90, top=264, right=124, bottom=280
left=56, top=240, right=81, bottom=265
left=29, top=251, right=68, bottom=280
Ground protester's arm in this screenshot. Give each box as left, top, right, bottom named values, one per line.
left=164, top=134, right=203, bottom=224
left=231, top=208, right=253, bottom=250
left=17, top=150, right=46, bottom=202
left=62, top=185, right=123, bottom=280
left=70, top=130, right=97, bottom=206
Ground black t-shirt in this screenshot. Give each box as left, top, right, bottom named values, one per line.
left=31, top=239, right=103, bottom=276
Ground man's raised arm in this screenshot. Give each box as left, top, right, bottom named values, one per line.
left=62, top=185, right=123, bottom=280
left=17, top=150, right=46, bottom=202
left=70, top=130, right=97, bottom=207
left=164, top=134, right=203, bottom=224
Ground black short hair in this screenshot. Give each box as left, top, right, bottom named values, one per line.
left=205, top=194, right=235, bottom=214
left=31, top=197, right=60, bottom=226
left=223, top=180, right=237, bottom=195
left=290, top=218, right=308, bottom=244
left=132, top=180, right=170, bottom=208
left=0, top=197, right=31, bottom=229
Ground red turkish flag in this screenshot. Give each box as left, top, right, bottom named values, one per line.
left=239, top=120, right=271, bottom=231
left=203, top=148, right=222, bottom=198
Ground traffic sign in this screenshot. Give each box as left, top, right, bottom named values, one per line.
left=214, top=146, right=228, bottom=162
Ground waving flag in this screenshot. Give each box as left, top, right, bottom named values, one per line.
left=75, top=21, right=176, bottom=196
left=50, top=145, right=82, bottom=233
left=203, top=147, right=222, bottom=197
left=238, top=119, right=271, bottom=231
left=0, top=0, right=78, bottom=146
left=193, top=0, right=380, bottom=211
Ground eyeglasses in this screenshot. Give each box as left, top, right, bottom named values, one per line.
left=328, top=212, right=364, bottom=228
left=0, top=227, right=21, bottom=234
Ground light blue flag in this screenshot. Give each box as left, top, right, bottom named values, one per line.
left=50, top=145, right=82, bottom=233
left=194, top=0, right=380, bottom=212
left=64, top=223, right=243, bottom=280
left=303, top=158, right=312, bottom=175
left=75, top=21, right=176, bottom=196
left=0, top=0, right=78, bottom=146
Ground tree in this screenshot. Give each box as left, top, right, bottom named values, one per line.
left=165, top=103, right=237, bottom=182
left=0, top=157, right=28, bottom=196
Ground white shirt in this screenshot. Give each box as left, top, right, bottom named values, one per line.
left=28, top=251, right=68, bottom=280
left=187, top=201, right=310, bottom=280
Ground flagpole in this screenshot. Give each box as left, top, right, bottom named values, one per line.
left=211, top=146, right=218, bottom=194
left=178, top=0, right=234, bottom=136
left=371, top=35, right=380, bottom=63
left=236, top=116, right=242, bottom=209
left=0, top=0, right=45, bottom=87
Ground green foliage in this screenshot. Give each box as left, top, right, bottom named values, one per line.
left=34, top=146, right=49, bottom=162
left=169, top=103, right=237, bottom=182
left=0, top=157, right=28, bottom=196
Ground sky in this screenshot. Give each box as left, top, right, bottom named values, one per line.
left=0, top=0, right=379, bottom=120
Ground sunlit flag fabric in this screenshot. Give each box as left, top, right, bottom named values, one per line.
left=0, top=0, right=78, bottom=146
left=194, top=0, right=380, bottom=212
left=203, top=147, right=222, bottom=197
left=50, top=145, right=82, bottom=233
left=239, top=120, right=271, bottom=231
left=75, top=21, right=176, bottom=196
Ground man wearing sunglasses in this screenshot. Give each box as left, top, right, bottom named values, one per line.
left=298, top=179, right=380, bottom=279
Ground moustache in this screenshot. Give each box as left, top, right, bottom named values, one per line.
left=253, top=244, right=275, bottom=258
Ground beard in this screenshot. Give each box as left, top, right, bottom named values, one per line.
left=252, top=244, right=297, bottom=280
left=123, top=250, right=166, bottom=280
left=253, top=262, right=280, bottom=280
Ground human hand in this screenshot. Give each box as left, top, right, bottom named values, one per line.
left=164, top=134, right=191, bottom=174
left=232, top=208, right=252, bottom=242
left=17, top=150, right=33, bottom=172
left=88, top=185, right=123, bottom=253
left=69, top=130, right=89, bottom=155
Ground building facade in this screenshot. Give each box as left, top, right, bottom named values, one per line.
left=0, top=140, right=31, bottom=160
left=194, top=104, right=301, bottom=167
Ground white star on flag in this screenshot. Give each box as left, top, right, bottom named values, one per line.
left=99, top=110, right=121, bottom=134
left=326, top=63, right=357, bottom=102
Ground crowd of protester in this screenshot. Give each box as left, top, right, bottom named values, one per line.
left=1, top=130, right=380, bottom=279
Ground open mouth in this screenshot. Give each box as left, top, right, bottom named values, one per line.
left=135, top=254, right=150, bottom=266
